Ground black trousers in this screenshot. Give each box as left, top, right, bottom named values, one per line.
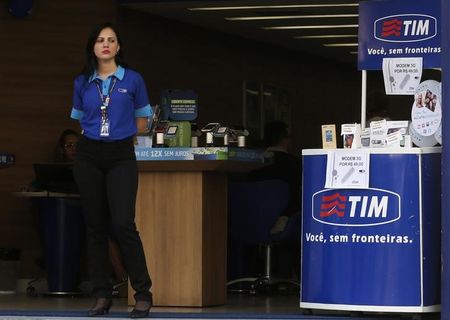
left=73, top=136, right=152, bottom=302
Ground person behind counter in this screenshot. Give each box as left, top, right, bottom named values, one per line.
left=27, top=129, right=80, bottom=277
left=250, top=121, right=301, bottom=231
left=26, top=129, right=79, bottom=192
left=70, top=22, right=153, bottom=318
left=56, top=129, right=79, bottom=162
left=249, top=120, right=301, bottom=281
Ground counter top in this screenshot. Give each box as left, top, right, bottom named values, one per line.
left=302, top=147, right=442, bottom=156
left=13, top=191, right=80, bottom=198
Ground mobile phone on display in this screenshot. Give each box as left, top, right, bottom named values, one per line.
left=201, top=123, right=220, bottom=133
left=214, top=126, right=229, bottom=137
left=165, top=125, right=178, bottom=137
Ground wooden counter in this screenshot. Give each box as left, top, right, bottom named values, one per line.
left=130, top=160, right=262, bottom=307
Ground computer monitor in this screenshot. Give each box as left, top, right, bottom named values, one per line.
left=33, top=163, right=78, bottom=193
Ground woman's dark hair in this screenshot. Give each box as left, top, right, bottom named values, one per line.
left=58, top=129, right=79, bottom=149
left=263, top=121, right=289, bottom=147
left=81, top=22, right=128, bottom=79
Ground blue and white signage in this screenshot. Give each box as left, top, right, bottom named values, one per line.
left=374, top=15, right=437, bottom=43
left=325, top=150, right=370, bottom=189
left=161, top=89, right=198, bottom=121
left=358, top=0, right=441, bottom=70
left=313, top=188, right=400, bottom=227
left=134, top=147, right=265, bottom=162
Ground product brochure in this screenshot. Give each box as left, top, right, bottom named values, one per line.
left=382, top=57, right=422, bottom=95
left=325, top=149, right=370, bottom=189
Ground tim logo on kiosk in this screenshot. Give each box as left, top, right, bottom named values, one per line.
left=312, top=188, right=401, bottom=227
left=375, top=14, right=437, bottom=43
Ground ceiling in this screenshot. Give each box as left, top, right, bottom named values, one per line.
left=119, top=0, right=361, bottom=65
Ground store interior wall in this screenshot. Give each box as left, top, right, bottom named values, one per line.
left=0, top=2, right=421, bottom=279
left=0, top=0, right=117, bottom=278
left=116, top=8, right=363, bottom=151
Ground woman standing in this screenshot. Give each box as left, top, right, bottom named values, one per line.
left=70, top=22, right=152, bottom=318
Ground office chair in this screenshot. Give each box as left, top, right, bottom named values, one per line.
left=227, top=179, right=300, bottom=293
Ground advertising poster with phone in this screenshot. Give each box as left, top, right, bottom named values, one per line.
left=325, top=150, right=370, bottom=189
left=382, top=57, right=422, bottom=95
left=411, top=80, right=441, bottom=137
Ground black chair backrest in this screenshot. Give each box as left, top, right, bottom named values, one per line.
left=228, top=179, right=289, bottom=244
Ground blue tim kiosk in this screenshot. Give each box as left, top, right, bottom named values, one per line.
left=301, top=0, right=443, bottom=314
left=301, top=148, right=441, bottom=312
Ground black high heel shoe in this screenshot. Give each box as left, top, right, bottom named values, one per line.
left=88, top=298, right=112, bottom=317
left=129, top=299, right=152, bottom=318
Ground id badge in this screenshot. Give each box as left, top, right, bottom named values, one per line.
left=100, top=119, right=110, bottom=137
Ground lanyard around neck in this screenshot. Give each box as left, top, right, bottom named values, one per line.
left=95, top=78, right=117, bottom=108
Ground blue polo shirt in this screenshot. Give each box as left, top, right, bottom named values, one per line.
left=70, top=66, right=152, bottom=141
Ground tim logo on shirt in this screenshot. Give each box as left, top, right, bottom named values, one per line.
left=374, top=14, right=437, bottom=43
left=312, top=188, right=401, bottom=227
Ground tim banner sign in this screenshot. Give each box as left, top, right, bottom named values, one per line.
left=358, top=0, right=441, bottom=70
